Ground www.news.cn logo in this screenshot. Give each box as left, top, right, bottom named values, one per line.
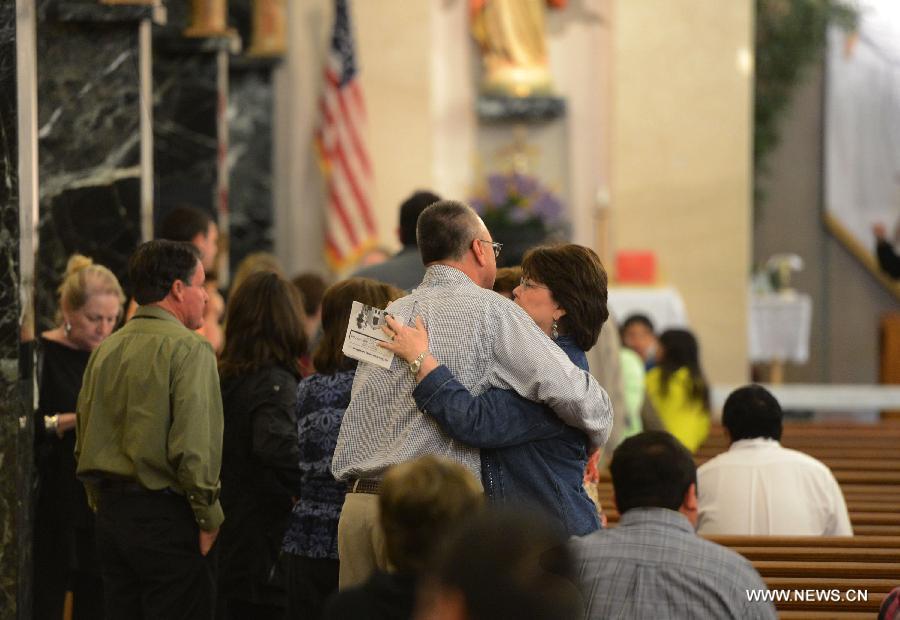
left=747, top=589, right=869, bottom=603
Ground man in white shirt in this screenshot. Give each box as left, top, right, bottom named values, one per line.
left=697, top=385, right=852, bottom=536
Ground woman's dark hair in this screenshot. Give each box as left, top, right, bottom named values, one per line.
left=610, top=431, right=697, bottom=514
left=521, top=244, right=609, bottom=351
left=129, top=240, right=200, bottom=305
left=657, top=329, right=710, bottom=411
left=313, top=277, right=404, bottom=375
left=722, top=384, right=783, bottom=441
left=219, top=271, right=308, bottom=378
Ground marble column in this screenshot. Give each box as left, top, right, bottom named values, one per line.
left=228, top=59, right=277, bottom=272
left=35, top=1, right=157, bottom=332
left=154, top=3, right=237, bottom=277
left=0, top=2, right=36, bottom=617
left=226, top=0, right=278, bottom=272
left=153, top=44, right=223, bottom=220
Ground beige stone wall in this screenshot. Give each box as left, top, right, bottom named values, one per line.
left=355, top=1, right=434, bottom=252
left=610, top=0, right=754, bottom=385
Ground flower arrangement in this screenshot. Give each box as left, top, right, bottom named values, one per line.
left=470, top=172, right=564, bottom=233
left=469, top=172, right=565, bottom=265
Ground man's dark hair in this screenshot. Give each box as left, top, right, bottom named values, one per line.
left=399, top=190, right=441, bottom=247
left=620, top=313, right=654, bottom=335
left=129, top=240, right=201, bottom=305
left=158, top=205, right=213, bottom=242
left=610, top=431, right=697, bottom=514
left=291, top=272, right=329, bottom=318
left=722, top=384, right=783, bottom=441
left=426, top=509, right=582, bottom=620
left=417, top=200, right=482, bottom=265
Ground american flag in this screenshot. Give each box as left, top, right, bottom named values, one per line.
left=318, top=0, right=377, bottom=271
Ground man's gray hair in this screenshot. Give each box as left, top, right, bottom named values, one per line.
left=416, top=200, right=484, bottom=264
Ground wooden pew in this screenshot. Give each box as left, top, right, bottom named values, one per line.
left=705, top=536, right=899, bottom=615
left=779, top=613, right=878, bottom=619
left=706, top=535, right=900, bottom=548
left=751, top=561, right=897, bottom=581
left=729, top=547, right=899, bottom=563
left=853, top=525, right=900, bottom=536
left=694, top=456, right=900, bottom=472
left=773, top=594, right=886, bottom=613
left=697, top=445, right=900, bottom=458
left=599, top=505, right=900, bottom=530
left=678, top=424, right=899, bottom=616
left=696, top=446, right=900, bottom=460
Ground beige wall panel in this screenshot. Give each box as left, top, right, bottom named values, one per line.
left=612, top=0, right=753, bottom=385
left=355, top=0, right=434, bottom=254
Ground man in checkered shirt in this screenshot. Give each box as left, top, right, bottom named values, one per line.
left=571, top=431, right=776, bottom=619
left=332, top=200, right=613, bottom=587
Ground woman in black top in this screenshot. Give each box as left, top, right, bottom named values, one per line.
left=34, top=254, right=124, bottom=619
left=216, top=271, right=308, bottom=619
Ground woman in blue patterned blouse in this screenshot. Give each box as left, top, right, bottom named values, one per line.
left=282, top=277, right=403, bottom=619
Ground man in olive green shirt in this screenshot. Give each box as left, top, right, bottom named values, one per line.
left=75, top=240, right=223, bottom=619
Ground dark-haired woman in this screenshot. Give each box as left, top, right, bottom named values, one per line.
left=281, top=277, right=403, bottom=620
left=645, top=328, right=711, bottom=453
left=382, top=244, right=608, bottom=537
left=216, top=271, right=308, bottom=619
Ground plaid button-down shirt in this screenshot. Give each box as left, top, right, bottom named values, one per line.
left=331, top=265, right=612, bottom=481
left=571, top=507, right=778, bottom=619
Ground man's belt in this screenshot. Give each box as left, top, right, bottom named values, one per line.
left=96, top=478, right=174, bottom=496
left=347, top=478, right=382, bottom=494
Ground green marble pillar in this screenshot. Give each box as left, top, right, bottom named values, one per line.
left=0, top=2, right=36, bottom=618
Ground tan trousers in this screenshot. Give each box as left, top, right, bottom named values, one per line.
left=337, top=492, right=388, bottom=589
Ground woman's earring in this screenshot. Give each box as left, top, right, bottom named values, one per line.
left=64, top=321, right=72, bottom=335
left=551, top=319, right=559, bottom=340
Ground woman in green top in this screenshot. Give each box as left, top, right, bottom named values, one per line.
left=645, top=329, right=711, bottom=453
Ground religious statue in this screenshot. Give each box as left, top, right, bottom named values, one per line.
left=469, top=0, right=566, bottom=97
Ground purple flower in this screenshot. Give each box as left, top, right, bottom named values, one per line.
left=471, top=172, right=564, bottom=228
left=487, top=174, right=509, bottom=206
left=532, top=190, right=563, bottom=223
left=512, top=173, right=538, bottom=197
left=509, top=203, right=531, bottom=223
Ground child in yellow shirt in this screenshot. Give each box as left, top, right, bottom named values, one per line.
left=645, top=329, right=711, bottom=453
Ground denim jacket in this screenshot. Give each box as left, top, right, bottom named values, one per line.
left=413, top=335, right=600, bottom=536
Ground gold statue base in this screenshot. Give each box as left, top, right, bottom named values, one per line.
left=481, top=64, right=554, bottom=98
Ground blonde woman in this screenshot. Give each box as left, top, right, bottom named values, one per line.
left=35, top=255, right=124, bottom=620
